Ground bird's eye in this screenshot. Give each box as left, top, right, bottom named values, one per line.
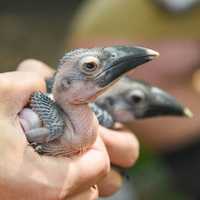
left=111, top=52, right=117, bottom=58
left=84, top=62, right=98, bottom=71
left=131, top=95, right=143, bottom=104
left=80, top=56, right=100, bottom=75
left=129, top=90, right=145, bottom=104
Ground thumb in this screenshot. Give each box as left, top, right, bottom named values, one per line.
left=17, top=59, right=55, bottom=78
left=0, top=71, right=46, bottom=117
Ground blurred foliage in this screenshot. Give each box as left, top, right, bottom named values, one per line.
left=129, top=147, right=189, bottom=200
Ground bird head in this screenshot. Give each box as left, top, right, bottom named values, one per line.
left=53, top=46, right=159, bottom=104
left=97, top=78, right=192, bottom=122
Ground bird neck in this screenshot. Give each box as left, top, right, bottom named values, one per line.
left=58, top=100, right=98, bottom=149
left=62, top=102, right=94, bottom=131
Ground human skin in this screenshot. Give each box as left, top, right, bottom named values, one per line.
left=0, top=71, right=109, bottom=200
left=4, top=59, right=138, bottom=199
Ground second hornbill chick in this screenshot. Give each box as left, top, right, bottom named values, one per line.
left=20, top=46, right=158, bottom=157
left=93, top=77, right=193, bottom=128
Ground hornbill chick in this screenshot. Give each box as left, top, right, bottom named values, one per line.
left=94, top=77, right=193, bottom=128
left=19, top=46, right=158, bottom=157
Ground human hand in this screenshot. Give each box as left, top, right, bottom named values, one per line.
left=0, top=65, right=110, bottom=200
left=17, top=59, right=140, bottom=198
left=97, top=124, right=139, bottom=197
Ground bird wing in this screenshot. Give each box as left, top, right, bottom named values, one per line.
left=90, top=103, right=114, bottom=128
left=45, top=73, right=56, bottom=93
left=30, top=91, right=65, bottom=142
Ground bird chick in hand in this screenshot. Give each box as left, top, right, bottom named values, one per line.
left=19, top=46, right=158, bottom=157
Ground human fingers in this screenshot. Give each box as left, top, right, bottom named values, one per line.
left=17, top=59, right=55, bottom=79
left=0, top=70, right=109, bottom=199
left=1, top=112, right=110, bottom=199
left=0, top=71, right=46, bottom=117
left=16, top=65, right=110, bottom=196
left=67, top=186, right=98, bottom=200
left=45, top=136, right=110, bottom=198
left=0, top=132, right=106, bottom=199
left=97, top=168, right=123, bottom=197
left=99, top=124, right=139, bottom=167
left=17, top=64, right=111, bottom=194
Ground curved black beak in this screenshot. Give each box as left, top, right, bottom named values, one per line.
left=145, top=87, right=193, bottom=118
left=96, top=46, right=159, bottom=87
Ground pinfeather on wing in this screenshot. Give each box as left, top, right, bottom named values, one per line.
left=30, top=91, right=65, bottom=142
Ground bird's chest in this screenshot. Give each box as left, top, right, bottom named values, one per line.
left=59, top=109, right=99, bottom=154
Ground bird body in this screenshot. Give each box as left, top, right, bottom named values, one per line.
left=20, top=46, right=158, bottom=156
left=29, top=92, right=98, bottom=156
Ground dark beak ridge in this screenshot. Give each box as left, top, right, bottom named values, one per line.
left=97, top=46, right=159, bottom=87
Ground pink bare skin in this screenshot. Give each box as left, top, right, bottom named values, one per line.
left=14, top=59, right=139, bottom=198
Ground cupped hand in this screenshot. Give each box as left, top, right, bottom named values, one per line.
left=0, top=66, right=110, bottom=200
left=97, top=124, right=139, bottom=197
left=17, top=59, right=140, bottom=198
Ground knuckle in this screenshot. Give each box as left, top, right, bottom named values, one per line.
left=18, top=59, right=44, bottom=71
left=18, top=59, right=54, bottom=78
left=57, top=190, right=69, bottom=200
left=89, top=186, right=99, bottom=200
left=100, top=156, right=110, bottom=178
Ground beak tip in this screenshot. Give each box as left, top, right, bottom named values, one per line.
left=184, top=107, right=193, bottom=118
left=145, top=49, right=160, bottom=59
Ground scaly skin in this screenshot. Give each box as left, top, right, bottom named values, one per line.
left=20, top=46, right=158, bottom=157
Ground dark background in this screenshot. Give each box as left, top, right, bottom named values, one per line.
left=0, top=0, right=83, bottom=71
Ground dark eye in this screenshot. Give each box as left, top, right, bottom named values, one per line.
left=80, top=56, right=100, bottom=75
left=111, top=52, right=117, bottom=58
left=84, top=62, right=98, bottom=71
left=129, top=90, right=145, bottom=104
left=131, top=95, right=143, bottom=104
